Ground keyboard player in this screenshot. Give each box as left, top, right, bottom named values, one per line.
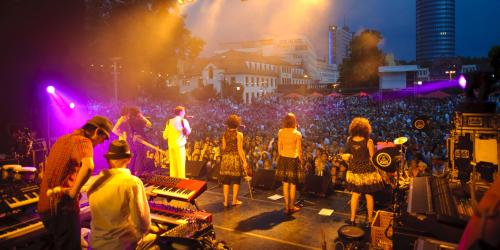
left=87, top=139, right=159, bottom=249
left=37, top=116, right=112, bottom=250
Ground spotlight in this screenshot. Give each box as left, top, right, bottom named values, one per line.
left=458, top=75, right=467, bottom=89
left=46, top=86, right=55, bottom=94
left=417, top=81, right=423, bottom=86
left=178, top=0, right=184, bottom=4
left=69, top=102, right=75, bottom=109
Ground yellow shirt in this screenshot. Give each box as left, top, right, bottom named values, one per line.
left=278, top=128, right=302, bottom=158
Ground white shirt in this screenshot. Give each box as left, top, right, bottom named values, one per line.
left=163, top=116, right=191, bottom=147
left=88, top=168, right=151, bottom=250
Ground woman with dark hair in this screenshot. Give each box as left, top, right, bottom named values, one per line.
left=276, top=113, right=304, bottom=214
left=342, top=117, right=384, bottom=225
left=219, top=114, right=248, bottom=207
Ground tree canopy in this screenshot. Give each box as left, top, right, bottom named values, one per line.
left=339, top=29, right=386, bottom=91
left=85, top=0, right=205, bottom=99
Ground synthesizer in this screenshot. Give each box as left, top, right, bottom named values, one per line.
left=0, top=201, right=90, bottom=246
left=143, top=175, right=207, bottom=202
left=1, top=184, right=39, bottom=213
left=149, top=201, right=212, bottom=223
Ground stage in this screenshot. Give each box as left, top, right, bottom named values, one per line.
left=192, top=181, right=381, bottom=250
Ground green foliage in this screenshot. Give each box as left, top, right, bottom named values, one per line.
left=339, top=30, right=386, bottom=90
left=221, top=80, right=244, bottom=103
left=192, top=84, right=217, bottom=101
left=85, top=0, right=205, bottom=99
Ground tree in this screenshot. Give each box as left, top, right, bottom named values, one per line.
left=339, top=30, right=386, bottom=91
left=85, top=0, right=205, bottom=99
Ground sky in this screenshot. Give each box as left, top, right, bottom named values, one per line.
left=181, top=0, right=500, bottom=61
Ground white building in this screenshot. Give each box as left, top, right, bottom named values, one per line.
left=379, top=65, right=419, bottom=90
left=328, top=25, right=353, bottom=65
left=176, top=50, right=311, bottom=104
left=317, top=61, right=339, bottom=85
left=218, top=35, right=320, bottom=84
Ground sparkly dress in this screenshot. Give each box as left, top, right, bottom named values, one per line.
left=219, top=129, right=243, bottom=185
left=345, top=137, right=384, bottom=194
left=275, top=128, right=305, bottom=184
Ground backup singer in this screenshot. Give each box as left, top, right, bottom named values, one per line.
left=163, top=106, right=191, bottom=178
left=219, top=115, right=248, bottom=207
left=342, top=117, right=384, bottom=225
left=87, top=140, right=158, bottom=249
left=112, top=107, right=152, bottom=175
left=276, top=113, right=304, bottom=214
left=38, top=116, right=112, bottom=250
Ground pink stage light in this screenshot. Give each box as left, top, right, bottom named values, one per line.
left=69, top=102, right=75, bottom=109
left=458, top=75, right=467, bottom=89
left=46, top=86, right=55, bottom=94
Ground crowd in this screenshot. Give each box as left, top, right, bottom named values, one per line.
left=85, top=94, right=462, bottom=189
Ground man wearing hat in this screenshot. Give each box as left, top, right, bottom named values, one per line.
left=87, top=139, right=156, bottom=249
left=38, top=115, right=113, bottom=250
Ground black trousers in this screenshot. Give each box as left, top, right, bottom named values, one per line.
left=41, top=210, right=81, bottom=250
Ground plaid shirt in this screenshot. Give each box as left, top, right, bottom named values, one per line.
left=38, top=130, right=93, bottom=215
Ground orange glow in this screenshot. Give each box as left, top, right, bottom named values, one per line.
left=183, top=0, right=333, bottom=55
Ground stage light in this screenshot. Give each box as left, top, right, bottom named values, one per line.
left=69, top=102, right=75, bottom=109
left=46, top=86, right=55, bottom=94
left=458, top=75, right=467, bottom=89
left=178, top=0, right=184, bottom=4
left=417, top=81, right=423, bottom=85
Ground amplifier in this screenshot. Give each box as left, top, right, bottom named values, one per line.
left=454, top=113, right=500, bottom=131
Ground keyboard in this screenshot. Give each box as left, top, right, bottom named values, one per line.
left=143, top=175, right=207, bottom=202
left=0, top=216, right=44, bottom=242
left=3, top=184, right=39, bottom=210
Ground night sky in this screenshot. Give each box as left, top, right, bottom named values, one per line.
left=183, top=0, right=500, bottom=61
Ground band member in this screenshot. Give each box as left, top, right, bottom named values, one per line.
left=342, top=117, right=384, bottom=225
left=112, top=106, right=152, bottom=175
left=163, top=106, right=191, bottom=178
left=276, top=113, right=304, bottom=214
left=88, top=140, right=158, bottom=249
left=219, top=115, right=248, bottom=207
left=38, top=116, right=112, bottom=250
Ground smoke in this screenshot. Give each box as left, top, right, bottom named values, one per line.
left=181, top=0, right=333, bottom=57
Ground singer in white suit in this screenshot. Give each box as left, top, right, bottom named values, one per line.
left=163, top=106, right=191, bottom=178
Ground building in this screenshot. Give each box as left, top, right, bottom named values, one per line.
left=379, top=65, right=420, bottom=90
left=218, top=36, right=321, bottom=84
left=416, top=0, right=455, bottom=63
left=176, top=50, right=312, bottom=104
left=316, top=61, right=339, bottom=85
left=328, top=25, right=353, bottom=65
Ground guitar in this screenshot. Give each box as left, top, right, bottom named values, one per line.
left=132, top=135, right=168, bottom=156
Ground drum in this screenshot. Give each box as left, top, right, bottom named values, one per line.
left=336, top=225, right=366, bottom=249
left=13, top=166, right=38, bottom=183
left=338, top=225, right=365, bottom=241
left=372, top=147, right=399, bottom=173
left=376, top=142, right=396, bottom=151
left=1, top=164, right=22, bottom=182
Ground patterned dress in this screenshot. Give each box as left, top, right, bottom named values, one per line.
left=219, top=129, right=243, bottom=185
left=344, top=137, right=384, bottom=194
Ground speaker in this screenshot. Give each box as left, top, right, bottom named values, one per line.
left=304, top=174, right=330, bottom=195
left=186, top=160, right=207, bottom=179
left=252, top=169, right=276, bottom=190
left=206, top=163, right=220, bottom=181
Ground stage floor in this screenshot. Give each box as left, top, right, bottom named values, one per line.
left=193, top=181, right=384, bottom=250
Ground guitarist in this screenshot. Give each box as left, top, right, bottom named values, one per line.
left=112, top=107, right=152, bottom=175
left=163, top=106, right=191, bottom=178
